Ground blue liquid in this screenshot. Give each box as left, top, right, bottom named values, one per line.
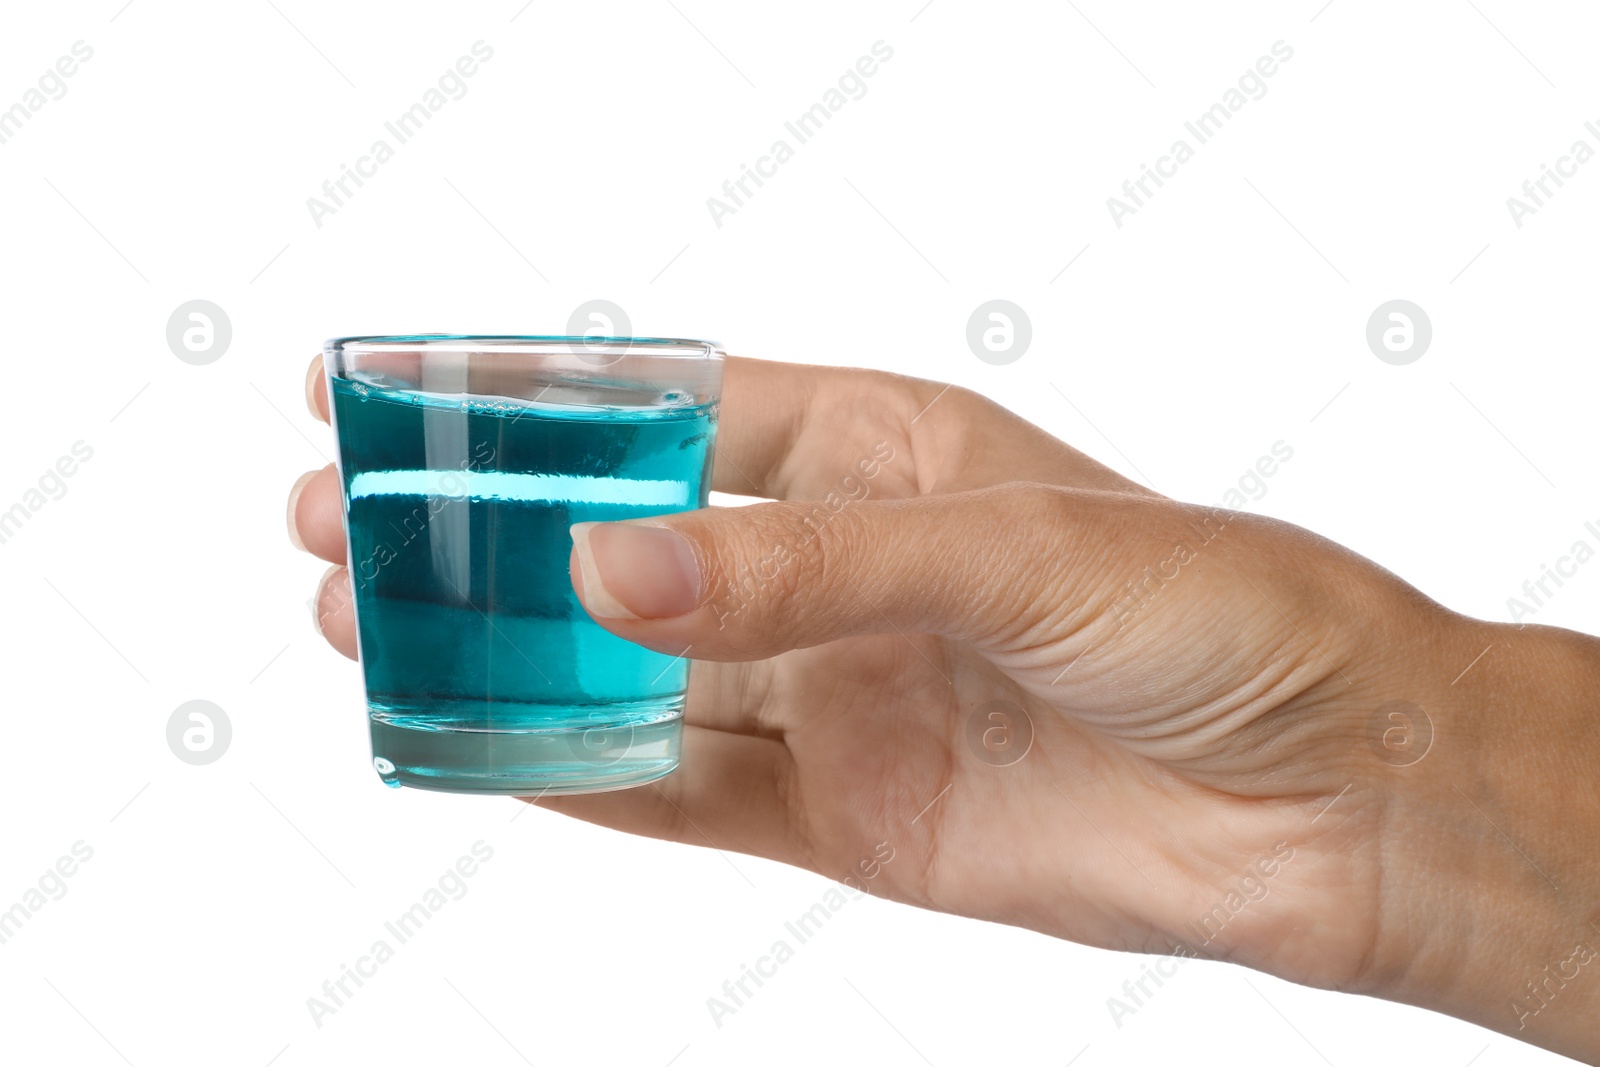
left=330, top=374, right=715, bottom=793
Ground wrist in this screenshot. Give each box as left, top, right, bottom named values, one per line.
left=1371, top=617, right=1600, bottom=1058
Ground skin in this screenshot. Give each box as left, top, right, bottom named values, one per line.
left=291, top=353, right=1600, bottom=1060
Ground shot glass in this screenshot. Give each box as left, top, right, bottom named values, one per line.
left=323, top=335, right=723, bottom=795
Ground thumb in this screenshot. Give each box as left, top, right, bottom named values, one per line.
left=568, top=482, right=1126, bottom=661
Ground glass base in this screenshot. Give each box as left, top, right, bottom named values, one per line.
left=368, top=700, right=683, bottom=796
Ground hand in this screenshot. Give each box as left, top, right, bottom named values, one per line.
left=289, top=353, right=1600, bottom=1060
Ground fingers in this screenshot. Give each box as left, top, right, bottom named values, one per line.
left=301, top=355, right=346, bottom=661
left=313, top=565, right=359, bottom=659
left=306, top=354, right=329, bottom=423
left=526, top=724, right=807, bottom=868
left=297, top=360, right=348, bottom=658
left=287, top=465, right=345, bottom=563
left=569, top=481, right=1129, bottom=662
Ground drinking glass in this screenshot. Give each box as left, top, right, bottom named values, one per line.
left=323, top=335, right=723, bottom=794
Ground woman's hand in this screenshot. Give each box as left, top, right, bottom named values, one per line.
left=289, top=354, right=1600, bottom=1060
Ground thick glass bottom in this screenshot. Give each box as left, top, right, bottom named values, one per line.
left=367, top=698, right=683, bottom=796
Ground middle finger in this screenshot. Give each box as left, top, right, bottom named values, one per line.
left=287, top=464, right=347, bottom=564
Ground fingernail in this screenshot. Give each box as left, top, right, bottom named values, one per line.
left=311, top=564, right=340, bottom=637
left=286, top=469, right=317, bottom=552
left=570, top=521, right=700, bottom=619
left=305, top=357, right=323, bottom=419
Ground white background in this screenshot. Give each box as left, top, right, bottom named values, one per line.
left=1, top=1, right=1596, bottom=1064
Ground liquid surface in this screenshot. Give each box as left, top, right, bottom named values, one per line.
left=331, top=374, right=715, bottom=792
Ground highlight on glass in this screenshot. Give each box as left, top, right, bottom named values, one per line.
left=323, top=334, right=724, bottom=795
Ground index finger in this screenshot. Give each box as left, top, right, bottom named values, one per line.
left=711, top=355, right=1154, bottom=500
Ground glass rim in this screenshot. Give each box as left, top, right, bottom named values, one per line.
left=326, top=334, right=723, bottom=358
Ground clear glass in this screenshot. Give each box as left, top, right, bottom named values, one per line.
left=323, top=335, right=723, bottom=795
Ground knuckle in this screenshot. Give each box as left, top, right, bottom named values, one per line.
left=697, top=498, right=858, bottom=637
left=971, top=482, right=1101, bottom=642
left=992, top=480, right=1078, bottom=524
